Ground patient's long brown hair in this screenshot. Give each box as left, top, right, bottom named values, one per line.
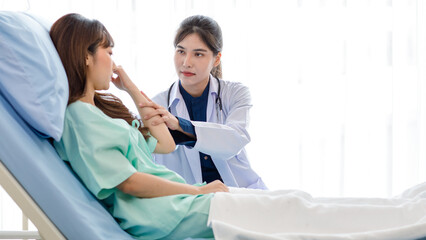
left=50, top=13, right=149, bottom=138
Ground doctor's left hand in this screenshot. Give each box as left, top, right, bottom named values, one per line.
left=139, top=102, right=181, bottom=131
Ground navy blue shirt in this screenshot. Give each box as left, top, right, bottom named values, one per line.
left=169, top=81, right=223, bottom=184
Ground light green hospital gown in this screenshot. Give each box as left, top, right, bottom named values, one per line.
left=54, top=101, right=214, bottom=239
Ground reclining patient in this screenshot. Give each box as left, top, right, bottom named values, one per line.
left=50, top=13, right=426, bottom=240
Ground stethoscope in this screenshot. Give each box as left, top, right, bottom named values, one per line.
left=167, top=77, right=223, bottom=122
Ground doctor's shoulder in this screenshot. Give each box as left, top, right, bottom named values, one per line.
left=220, top=80, right=252, bottom=105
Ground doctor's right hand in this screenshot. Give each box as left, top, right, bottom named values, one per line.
left=139, top=101, right=181, bottom=130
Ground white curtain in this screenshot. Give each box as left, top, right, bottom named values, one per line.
left=1, top=0, right=426, bottom=231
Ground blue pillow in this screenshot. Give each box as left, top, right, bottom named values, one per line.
left=0, top=11, right=68, bottom=141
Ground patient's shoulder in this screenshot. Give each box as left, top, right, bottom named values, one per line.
left=65, top=101, right=130, bottom=134
left=66, top=101, right=109, bottom=121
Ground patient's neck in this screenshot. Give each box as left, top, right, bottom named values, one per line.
left=79, top=93, right=95, bottom=106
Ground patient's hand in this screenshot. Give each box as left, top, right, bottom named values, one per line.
left=198, top=180, right=229, bottom=194
left=111, top=64, right=137, bottom=93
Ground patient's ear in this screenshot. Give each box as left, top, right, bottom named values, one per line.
left=86, top=54, right=92, bottom=66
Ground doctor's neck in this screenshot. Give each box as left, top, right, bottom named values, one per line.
left=180, top=79, right=209, bottom=97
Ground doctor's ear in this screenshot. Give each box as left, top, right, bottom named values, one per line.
left=214, top=52, right=222, bottom=67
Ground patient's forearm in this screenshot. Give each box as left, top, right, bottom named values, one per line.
left=117, top=172, right=200, bottom=198
left=127, top=85, right=175, bottom=153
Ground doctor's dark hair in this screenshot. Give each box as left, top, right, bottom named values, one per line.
left=50, top=13, right=149, bottom=139
left=174, top=15, right=223, bottom=79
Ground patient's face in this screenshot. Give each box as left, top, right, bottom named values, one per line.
left=174, top=33, right=217, bottom=96
left=86, top=46, right=114, bottom=91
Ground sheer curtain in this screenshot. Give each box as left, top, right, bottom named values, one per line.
left=1, top=0, right=426, bottom=231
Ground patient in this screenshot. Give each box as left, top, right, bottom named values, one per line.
left=50, top=13, right=225, bottom=239
left=50, top=13, right=426, bottom=240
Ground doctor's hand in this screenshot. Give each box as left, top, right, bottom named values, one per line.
left=139, top=101, right=181, bottom=131
left=198, top=180, right=229, bottom=194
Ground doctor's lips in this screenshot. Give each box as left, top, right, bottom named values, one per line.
left=182, top=71, right=195, bottom=77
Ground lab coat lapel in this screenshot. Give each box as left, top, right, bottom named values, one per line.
left=206, top=94, right=216, bottom=122
left=207, top=76, right=219, bottom=122
left=173, top=88, right=203, bottom=183
left=210, top=156, right=238, bottom=187
left=183, top=146, right=202, bottom=183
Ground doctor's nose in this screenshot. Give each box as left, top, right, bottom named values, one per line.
left=183, top=55, right=192, bottom=68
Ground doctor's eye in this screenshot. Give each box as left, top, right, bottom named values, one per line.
left=176, top=49, right=185, bottom=54
left=195, top=52, right=204, bottom=57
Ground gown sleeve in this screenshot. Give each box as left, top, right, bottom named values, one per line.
left=146, top=133, right=158, bottom=153
left=58, top=103, right=137, bottom=200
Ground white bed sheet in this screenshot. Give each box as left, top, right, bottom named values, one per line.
left=208, top=182, right=426, bottom=240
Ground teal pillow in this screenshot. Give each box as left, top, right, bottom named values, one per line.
left=0, top=11, right=68, bottom=141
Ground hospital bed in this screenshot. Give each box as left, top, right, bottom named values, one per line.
left=0, top=11, right=139, bottom=240
left=0, top=83, right=134, bottom=239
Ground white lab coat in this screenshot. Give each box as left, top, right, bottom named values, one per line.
left=152, top=75, right=267, bottom=189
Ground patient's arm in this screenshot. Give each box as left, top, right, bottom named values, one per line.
left=111, top=65, right=175, bottom=154
left=117, top=172, right=229, bottom=198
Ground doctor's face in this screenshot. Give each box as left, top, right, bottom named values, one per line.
left=174, top=33, right=220, bottom=96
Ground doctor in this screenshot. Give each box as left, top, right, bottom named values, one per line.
left=141, top=15, right=267, bottom=189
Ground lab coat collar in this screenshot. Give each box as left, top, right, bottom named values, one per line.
left=169, top=75, right=219, bottom=113
left=208, top=74, right=220, bottom=95
left=168, top=79, right=180, bottom=112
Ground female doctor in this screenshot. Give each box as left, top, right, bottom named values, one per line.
left=141, top=15, right=267, bottom=189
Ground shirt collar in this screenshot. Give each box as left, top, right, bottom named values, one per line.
left=179, top=80, right=210, bottom=103
left=168, top=74, right=218, bottom=109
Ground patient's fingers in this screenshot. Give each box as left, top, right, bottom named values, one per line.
left=200, top=180, right=229, bottom=194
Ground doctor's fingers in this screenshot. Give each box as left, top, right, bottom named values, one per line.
left=143, top=108, right=170, bottom=121
left=152, top=115, right=180, bottom=130
left=162, top=115, right=180, bottom=130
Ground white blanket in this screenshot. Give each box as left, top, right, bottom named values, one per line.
left=208, top=183, right=426, bottom=240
